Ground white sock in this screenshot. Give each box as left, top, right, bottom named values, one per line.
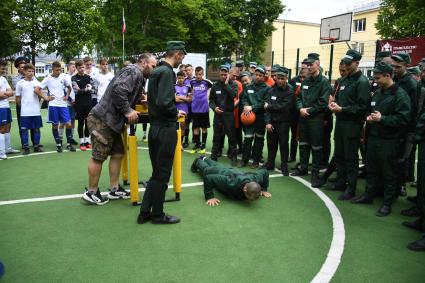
left=58, top=128, right=64, bottom=138
left=5, top=132, right=12, bottom=150
left=0, top=133, right=6, bottom=155
left=87, top=136, right=91, bottom=144
left=80, top=138, right=85, bottom=145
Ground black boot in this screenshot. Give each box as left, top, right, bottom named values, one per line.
left=407, top=235, right=425, bottom=251
left=311, top=171, right=321, bottom=188
left=281, top=164, right=289, bottom=176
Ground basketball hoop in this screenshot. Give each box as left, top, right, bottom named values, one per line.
left=319, top=12, right=352, bottom=45
left=320, top=37, right=337, bottom=43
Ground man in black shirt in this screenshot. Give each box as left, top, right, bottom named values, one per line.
left=137, top=41, right=187, bottom=224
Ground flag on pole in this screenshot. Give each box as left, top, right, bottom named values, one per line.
left=122, top=9, right=126, bottom=33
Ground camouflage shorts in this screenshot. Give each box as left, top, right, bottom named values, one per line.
left=87, top=114, right=124, bottom=161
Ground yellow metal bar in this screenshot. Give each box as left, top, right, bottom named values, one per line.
left=173, top=117, right=185, bottom=193
left=128, top=135, right=139, bottom=203
left=121, top=130, right=128, bottom=184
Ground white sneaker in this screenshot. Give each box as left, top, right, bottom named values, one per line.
left=0, top=153, right=7, bottom=160
left=107, top=186, right=130, bottom=200
left=6, top=148, right=20, bottom=154
left=82, top=189, right=110, bottom=205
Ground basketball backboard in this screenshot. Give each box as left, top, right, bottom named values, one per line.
left=320, top=12, right=353, bottom=44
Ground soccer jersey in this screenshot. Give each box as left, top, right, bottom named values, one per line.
left=40, top=74, right=70, bottom=108
left=175, top=84, right=190, bottom=113
left=16, top=79, right=41, bottom=116
left=190, top=79, right=212, bottom=113
left=0, top=76, right=12, bottom=108
left=12, top=74, right=24, bottom=89
left=94, top=72, right=114, bottom=102
left=86, top=68, right=100, bottom=99
left=62, top=73, right=75, bottom=104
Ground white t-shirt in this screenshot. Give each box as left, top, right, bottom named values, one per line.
left=62, top=73, right=75, bottom=105
left=87, top=67, right=100, bottom=78
left=87, top=68, right=100, bottom=99
left=40, top=74, right=70, bottom=108
left=94, top=72, right=114, bottom=102
left=0, top=76, right=12, bottom=108
left=16, top=79, right=41, bottom=116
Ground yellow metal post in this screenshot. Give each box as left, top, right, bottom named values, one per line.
left=173, top=117, right=184, bottom=197
left=121, top=130, right=129, bottom=185
left=128, top=132, right=139, bottom=204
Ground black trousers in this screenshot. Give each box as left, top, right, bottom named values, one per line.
left=334, top=120, right=362, bottom=193
left=266, top=121, right=291, bottom=167
left=211, top=113, right=237, bottom=159
left=140, top=124, right=177, bottom=216
left=322, top=113, right=333, bottom=165
left=289, top=112, right=299, bottom=160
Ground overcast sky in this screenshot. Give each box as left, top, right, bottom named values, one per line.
left=280, top=0, right=380, bottom=23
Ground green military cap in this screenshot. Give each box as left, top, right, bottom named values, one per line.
left=249, top=62, right=257, bottom=68
left=220, top=65, right=230, bottom=72
left=166, top=41, right=187, bottom=55
left=373, top=62, right=393, bottom=75
left=240, top=71, right=251, bottom=78
left=301, top=58, right=309, bottom=64
left=275, top=67, right=289, bottom=76
left=341, top=49, right=362, bottom=64
left=235, top=60, right=244, bottom=67
left=391, top=53, right=411, bottom=64
left=407, top=66, right=420, bottom=75
left=376, top=51, right=391, bottom=60
left=271, top=64, right=281, bottom=72
left=305, top=53, right=320, bottom=63
left=255, top=64, right=266, bottom=74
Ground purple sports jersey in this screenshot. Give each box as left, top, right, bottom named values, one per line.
left=175, top=84, right=190, bottom=113
left=190, top=79, right=212, bottom=113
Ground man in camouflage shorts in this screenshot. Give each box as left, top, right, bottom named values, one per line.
left=82, top=53, right=157, bottom=205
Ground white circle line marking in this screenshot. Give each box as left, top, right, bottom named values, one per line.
left=2, top=146, right=345, bottom=282
left=290, top=175, right=345, bottom=283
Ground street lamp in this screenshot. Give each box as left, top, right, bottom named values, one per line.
left=282, top=8, right=291, bottom=66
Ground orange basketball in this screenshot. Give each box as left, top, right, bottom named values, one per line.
left=240, top=111, right=256, bottom=126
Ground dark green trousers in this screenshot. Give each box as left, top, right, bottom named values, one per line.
left=365, top=137, right=400, bottom=206
left=242, top=117, right=265, bottom=163
left=298, top=118, right=323, bottom=174
left=266, top=121, right=291, bottom=167
left=417, top=141, right=425, bottom=230
left=334, top=120, right=362, bottom=193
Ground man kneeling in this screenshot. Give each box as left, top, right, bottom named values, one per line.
left=191, top=157, right=272, bottom=206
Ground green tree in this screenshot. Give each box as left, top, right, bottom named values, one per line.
left=224, top=0, right=284, bottom=62
left=13, top=0, right=104, bottom=63
left=96, top=0, right=283, bottom=62
left=376, top=0, right=425, bottom=38
left=0, top=0, right=21, bottom=58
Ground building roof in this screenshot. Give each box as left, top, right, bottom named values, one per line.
left=344, top=0, right=380, bottom=14
left=275, top=19, right=320, bottom=27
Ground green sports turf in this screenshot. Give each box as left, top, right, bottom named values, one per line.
left=1, top=105, right=425, bottom=282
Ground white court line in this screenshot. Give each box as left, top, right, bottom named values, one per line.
left=2, top=146, right=345, bottom=283
left=0, top=176, right=287, bottom=206
left=290, top=175, right=345, bottom=283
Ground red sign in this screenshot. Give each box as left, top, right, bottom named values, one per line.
left=379, top=37, right=425, bottom=66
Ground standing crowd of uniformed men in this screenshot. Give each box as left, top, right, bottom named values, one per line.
left=1, top=40, right=424, bottom=251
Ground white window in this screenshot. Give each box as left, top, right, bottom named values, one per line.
left=351, top=43, right=365, bottom=55
left=353, top=18, right=366, bottom=32
left=35, top=66, right=44, bottom=74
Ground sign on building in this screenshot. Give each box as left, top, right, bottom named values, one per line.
left=379, top=37, right=425, bottom=66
